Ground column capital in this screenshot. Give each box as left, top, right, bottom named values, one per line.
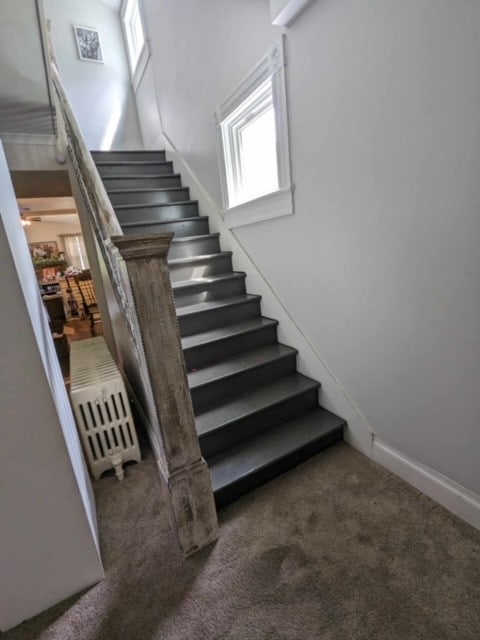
left=110, top=233, right=173, bottom=260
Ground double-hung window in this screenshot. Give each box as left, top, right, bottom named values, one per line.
left=216, top=37, right=293, bottom=228
left=121, top=0, right=149, bottom=89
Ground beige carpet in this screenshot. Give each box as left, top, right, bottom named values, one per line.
left=5, top=442, right=480, bottom=639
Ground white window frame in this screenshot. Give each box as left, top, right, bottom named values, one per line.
left=215, top=37, right=294, bottom=229
left=121, top=0, right=150, bottom=91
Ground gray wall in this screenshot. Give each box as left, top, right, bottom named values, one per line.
left=45, top=0, right=142, bottom=149
left=0, top=143, right=103, bottom=631
left=0, top=0, right=54, bottom=135
left=137, top=0, right=480, bottom=495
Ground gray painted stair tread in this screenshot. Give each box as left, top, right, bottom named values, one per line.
left=107, top=187, right=185, bottom=193
left=182, top=316, right=278, bottom=350
left=176, top=294, right=260, bottom=318
left=122, top=215, right=206, bottom=228
left=115, top=200, right=198, bottom=210
left=94, top=160, right=171, bottom=165
left=172, top=233, right=219, bottom=244
left=168, top=251, right=232, bottom=266
left=102, top=173, right=181, bottom=179
left=188, top=343, right=297, bottom=390
left=195, top=373, right=320, bottom=436
left=209, top=407, right=346, bottom=493
left=172, top=272, right=244, bottom=291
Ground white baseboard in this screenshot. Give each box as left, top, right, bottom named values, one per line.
left=373, top=438, right=480, bottom=530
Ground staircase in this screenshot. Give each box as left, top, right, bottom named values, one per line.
left=92, top=149, right=345, bottom=508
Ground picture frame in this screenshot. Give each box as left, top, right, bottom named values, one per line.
left=29, top=241, right=59, bottom=259
left=73, top=25, right=104, bottom=63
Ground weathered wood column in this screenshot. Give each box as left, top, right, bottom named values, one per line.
left=110, top=233, right=218, bottom=556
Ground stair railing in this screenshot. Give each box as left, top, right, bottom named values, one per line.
left=45, top=22, right=218, bottom=555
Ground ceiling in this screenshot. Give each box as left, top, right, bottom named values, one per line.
left=17, top=196, right=79, bottom=225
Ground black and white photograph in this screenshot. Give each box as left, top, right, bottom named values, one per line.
left=73, top=25, right=103, bottom=62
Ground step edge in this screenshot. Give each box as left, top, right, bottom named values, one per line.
left=183, top=317, right=278, bottom=352
left=171, top=233, right=220, bottom=243
left=115, top=200, right=198, bottom=211
left=169, top=251, right=232, bottom=266
left=210, top=414, right=345, bottom=492
left=121, top=216, right=206, bottom=228
left=172, top=271, right=246, bottom=290
left=188, top=344, right=298, bottom=391
left=197, top=378, right=321, bottom=436
left=176, top=294, right=261, bottom=317
left=108, top=187, right=188, bottom=194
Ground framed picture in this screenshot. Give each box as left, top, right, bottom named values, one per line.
left=73, top=25, right=103, bottom=63
left=29, top=241, right=59, bottom=260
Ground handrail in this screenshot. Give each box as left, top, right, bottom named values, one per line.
left=46, top=23, right=122, bottom=240
left=44, top=22, right=218, bottom=555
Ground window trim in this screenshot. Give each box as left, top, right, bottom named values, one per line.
left=215, top=37, right=294, bottom=229
left=121, top=0, right=150, bottom=92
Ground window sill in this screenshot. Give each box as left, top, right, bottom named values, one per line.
left=223, top=186, right=294, bottom=229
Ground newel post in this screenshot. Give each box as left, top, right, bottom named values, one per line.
left=110, top=233, right=218, bottom=555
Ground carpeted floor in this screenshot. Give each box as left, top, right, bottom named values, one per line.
left=5, top=442, right=480, bottom=640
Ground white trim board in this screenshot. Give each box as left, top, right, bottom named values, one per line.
left=373, top=438, right=480, bottom=531
left=271, top=0, right=314, bottom=26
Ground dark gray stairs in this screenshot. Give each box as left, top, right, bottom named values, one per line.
left=93, top=149, right=345, bottom=507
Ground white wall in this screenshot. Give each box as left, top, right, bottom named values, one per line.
left=25, top=218, right=82, bottom=248
left=138, top=0, right=480, bottom=499
left=0, top=143, right=103, bottom=631
left=0, top=0, right=54, bottom=135
left=44, top=0, right=142, bottom=149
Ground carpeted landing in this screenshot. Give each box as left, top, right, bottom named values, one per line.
left=5, top=443, right=480, bottom=639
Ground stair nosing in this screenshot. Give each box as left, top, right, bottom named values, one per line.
left=115, top=200, right=198, bottom=211
left=173, top=271, right=245, bottom=290
left=94, top=160, right=172, bottom=166
left=171, top=233, right=219, bottom=243
left=169, top=251, right=232, bottom=266
left=188, top=343, right=298, bottom=391
left=209, top=407, right=345, bottom=493
left=121, top=216, right=206, bottom=229
left=102, top=173, right=182, bottom=180
left=182, top=317, right=278, bottom=352
left=176, top=294, right=260, bottom=318
left=107, top=187, right=188, bottom=194
left=196, top=374, right=320, bottom=436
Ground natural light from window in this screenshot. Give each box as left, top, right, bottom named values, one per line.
left=222, top=78, right=278, bottom=208
left=123, top=0, right=145, bottom=71
left=238, top=105, right=278, bottom=203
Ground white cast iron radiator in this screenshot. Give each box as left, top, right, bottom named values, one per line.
left=70, top=336, right=141, bottom=480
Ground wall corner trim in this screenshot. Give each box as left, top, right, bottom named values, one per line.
left=372, top=437, right=480, bottom=531
left=271, top=0, right=314, bottom=27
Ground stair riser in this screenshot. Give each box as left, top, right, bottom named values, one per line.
left=191, top=353, right=297, bottom=414
left=102, top=175, right=181, bottom=190
left=169, top=255, right=233, bottom=283
left=92, top=151, right=166, bottom=162
left=200, top=388, right=319, bottom=459
left=116, top=202, right=199, bottom=224
left=122, top=217, right=209, bottom=238
left=169, top=236, right=220, bottom=260
left=174, top=277, right=246, bottom=308
left=109, top=188, right=189, bottom=206
left=96, top=162, right=174, bottom=177
left=214, top=429, right=343, bottom=509
left=184, top=324, right=278, bottom=371
left=179, top=298, right=261, bottom=337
